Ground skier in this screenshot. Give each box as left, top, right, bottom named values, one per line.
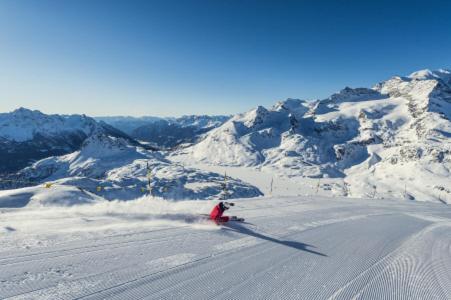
left=210, top=201, right=236, bottom=223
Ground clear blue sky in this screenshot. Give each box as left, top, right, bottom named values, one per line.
left=1, top=0, right=450, bottom=117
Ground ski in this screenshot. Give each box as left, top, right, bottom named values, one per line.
left=199, top=214, right=245, bottom=223
left=230, top=216, right=245, bottom=222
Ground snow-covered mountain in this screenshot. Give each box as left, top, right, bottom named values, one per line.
left=97, top=115, right=230, bottom=149
left=10, top=132, right=261, bottom=202
left=0, top=108, right=148, bottom=174
left=173, top=115, right=230, bottom=129
left=172, top=69, right=451, bottom=202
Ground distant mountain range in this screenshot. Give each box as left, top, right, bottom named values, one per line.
left=95, top=115, right=230, bottom=149
left=0, top=108, right=151, bottom=175
left=0, top=109, right=256, bottom=200
left=0, top=109, right=228, bottom=175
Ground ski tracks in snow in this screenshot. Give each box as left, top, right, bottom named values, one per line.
left=1, top=197, right=451, bottom=299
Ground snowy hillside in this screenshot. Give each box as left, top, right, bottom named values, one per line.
left=1, top=195, right=450, bottom=299
left=0, top=185, right=104, bottom=208
left=172, top=69, right=451, bottom=203
left=97, top=114, right=230, bottom=148
left=7, top=132, right=261, bottom=203
left=0, top=108, right=143, bottom=174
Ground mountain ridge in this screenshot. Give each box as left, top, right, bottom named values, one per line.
left=172, top=68, right=451, bottom=202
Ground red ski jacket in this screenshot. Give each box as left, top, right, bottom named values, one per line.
left=210, top=203, right=230, bottom=222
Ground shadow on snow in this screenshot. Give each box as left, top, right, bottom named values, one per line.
left=222, top=221, right=327, bottom=257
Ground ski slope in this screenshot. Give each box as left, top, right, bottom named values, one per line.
left=1, top=196, right=451, bottom=299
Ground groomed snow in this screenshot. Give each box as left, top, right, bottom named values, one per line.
left=1, top=196, right=450, bottom=299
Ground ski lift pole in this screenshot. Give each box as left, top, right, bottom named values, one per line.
left=270, top=177, right=273, bottom=195
left=146, top=161, right=152, bottom=196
